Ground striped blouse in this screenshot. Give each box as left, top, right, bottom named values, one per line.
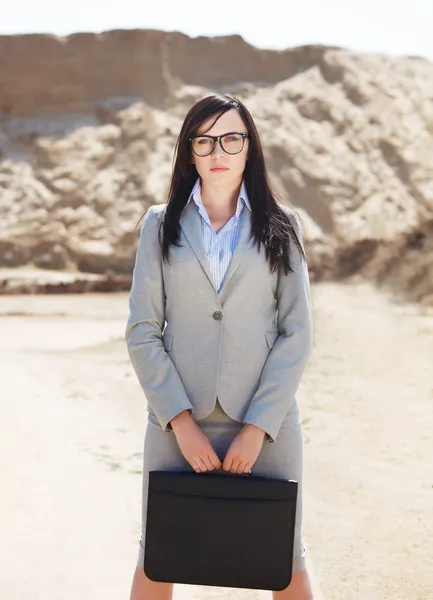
left=187, top=177, right=252, bottom=293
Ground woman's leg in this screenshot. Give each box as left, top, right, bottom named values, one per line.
left=129, top=565, right=173, bottom=600
left=128, top=567, right=314, bottom=600
left=273, top=569, right=314, bottom=600
left=130, top=418, right=187, bottom=600
left=253, top=406, right=314, bottom=599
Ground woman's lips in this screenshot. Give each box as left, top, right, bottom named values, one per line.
left=210, top=167, right=229, bottom=171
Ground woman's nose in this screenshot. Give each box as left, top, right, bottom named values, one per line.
left=211, top=140, right=224, bottom=158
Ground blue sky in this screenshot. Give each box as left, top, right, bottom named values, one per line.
left=1, top=0, right=433, bottom=61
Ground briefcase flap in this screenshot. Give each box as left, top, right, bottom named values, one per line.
left=148, top=470, right=297, bottom=501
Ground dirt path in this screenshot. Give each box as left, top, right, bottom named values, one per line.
left=301, top=283, right=433, bottom=600
left=0, top=283, right=431, bottom=600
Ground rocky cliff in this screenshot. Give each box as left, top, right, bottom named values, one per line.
left=0, top=30, right=432, bottom=303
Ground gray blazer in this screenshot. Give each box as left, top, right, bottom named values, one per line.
left=125, top=201, right=313, bottom=442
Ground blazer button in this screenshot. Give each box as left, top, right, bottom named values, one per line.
left=213, top=311, right=223, bottom=321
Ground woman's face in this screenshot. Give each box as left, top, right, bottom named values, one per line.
left=191, top=108, right=249, bottom=187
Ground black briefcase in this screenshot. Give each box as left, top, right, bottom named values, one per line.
left=144, top=470, right=298, bottom=591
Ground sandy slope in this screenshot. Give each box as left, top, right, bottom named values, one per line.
left=0, top=282, right=431, bottom=600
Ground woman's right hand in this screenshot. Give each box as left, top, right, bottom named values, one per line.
left=170, top=410, right=222, bottom=472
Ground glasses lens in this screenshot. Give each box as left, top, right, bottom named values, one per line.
left=192, top=137, right=214, bottom=156
left=221, top=133, right=244, bottom=154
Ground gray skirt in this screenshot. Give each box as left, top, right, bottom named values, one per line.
left=137, top=399, right=306, bottom=574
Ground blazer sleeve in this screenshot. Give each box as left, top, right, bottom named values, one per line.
left=242, top=211, right=313, bottom=443
left=125, top=205, right=194, bottom=432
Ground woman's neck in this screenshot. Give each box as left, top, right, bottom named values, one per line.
left=200, top=180, right=242, bottom=217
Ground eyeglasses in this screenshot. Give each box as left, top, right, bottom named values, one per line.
left=189, top=132, right=249, bottom=157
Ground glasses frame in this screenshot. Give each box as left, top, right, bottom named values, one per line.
left=189, top=131, right=249, bottom=157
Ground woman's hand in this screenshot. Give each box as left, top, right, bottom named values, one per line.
left=222, top=424, right=266, bottom=474
left=170, top=410, right=222, bottom=473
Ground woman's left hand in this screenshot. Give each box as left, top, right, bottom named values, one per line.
left=222, top=424, right=267, bottom=474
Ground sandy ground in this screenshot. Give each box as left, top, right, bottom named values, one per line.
left=0, top=281, right=432, bottom=600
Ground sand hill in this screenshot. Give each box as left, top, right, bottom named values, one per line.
left=0, top=30, right=432, bottom=303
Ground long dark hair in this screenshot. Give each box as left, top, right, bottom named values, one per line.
left=152, top=94, right=306, bottom=275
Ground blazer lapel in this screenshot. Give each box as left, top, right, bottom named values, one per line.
left=219, top=207, right=254, bottom=295
left=179, top=202, right=254, bottom=297
left=179, top=202, right=217, bottom=293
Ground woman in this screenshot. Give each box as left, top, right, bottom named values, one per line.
left=126, top=94, right=314, bottom=600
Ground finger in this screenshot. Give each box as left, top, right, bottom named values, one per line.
left=230, top=460, right=240, bottom=474
left=237, top=461, right=247, bottom=475
left=209, top=450, right=222, bottom=469
left=190, top=459, right=201, bottom=473
left=223, top=457, right=233, bottom=472
left=195, top=456, right=208, bottom=472
left=202, top=454, right=215, bottom=471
